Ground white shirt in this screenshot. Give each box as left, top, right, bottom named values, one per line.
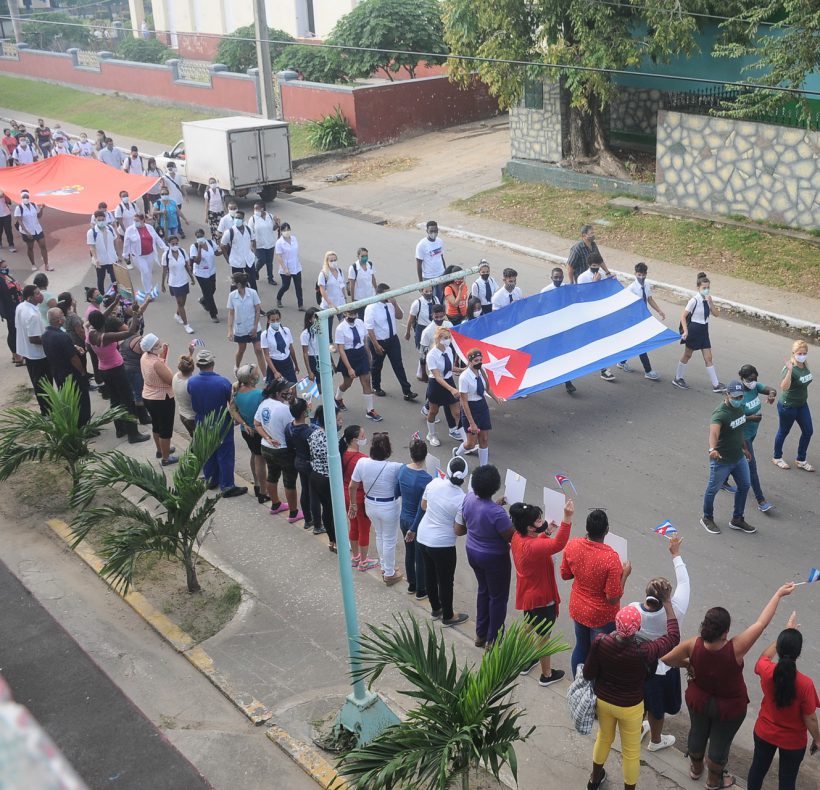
left=415, top=236, right=445, bottom=279
left=162, top=172, right=184, bottom=205
left=114, top=201, right=138, bottom=234
left=12, top=144, right=35, bottom=165
left=73, top=139, right=95, bottom=157
left=352, top=458, right=402, bottom=501
left=51, top=142, right=71, bottom=157
left=217, top=214, right=235, bottom=236
left=123, top=223, right=166, bottom=260
left=426, top=346, right=455, bottom=378
left=274, top=235, right=301, bottom=275
left=0, top=198, right=10, bottom=218
left=458, top=370, right=485, bottom=401
left=248, top=212, right=277, bottom=249
left=205, top=187, right=225, bottom=214
left=15, top=301, right=45, bottom=360
left=13, top=203, right=43, bottom=236
left=87, top=224, right=118, bottom=266
left=300, top=327, right=317, bottom=357
left=317, top=267, right=346, bottom=309
left=419, top=319, right=452, bottom=349
left=348, top=261, right=376, bottom=300
left=123, top=155, right=144, bottom=175
left=335, top=318, right=366, bottom=350
left=628, top=278, right=654, bottom=302
left=226, top=288, right=261, bottom=336
left=162, top=248, right=190, bottom=288
left=172, top=373, right=195, bottom=420
left=98, top=147, right=125, bottom=168
left=471, top=275, right=499, bottom=306
left=190, top=240, right=217, bottom=278
left=417, top=477, right=465, bottom=548
left=540, top=282, right=559, bottom=293
left=685, top=294, right=710, bottom=324
left=221, top=225, right=255, bottom=269
left=90, top=210, right=115, bottom=227
left=261, top=325, right=294, bottom=361
left=410, top=295, right=440, bottom=327
left=363, top=301, right=399, bottom=341
left=576, top=269, right=604, bottom=285
left=491, top=287, right=522, bottom=310
left=254, top=398, right=292, bottom=449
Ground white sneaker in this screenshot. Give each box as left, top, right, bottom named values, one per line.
left=644, top=370, right=660, bottom=380
left=640, top=720, right=650, bottom=741
left=426, top=433, right=441, bottom=447
left=184, top=324, right=194, bottom=334
left=616, top=362, right=632, bottom=372
left=647, top=734, right=675, bottom=752
left=449, top=428, right=465, bottom=441
left=174, top=313, right=184, bottom=324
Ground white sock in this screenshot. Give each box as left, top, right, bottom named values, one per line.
left=426, top=420, right=437, bottom=438
left=706, top=365, right=719, bottom=387
left=676, top=362, right=687, bottom=380
left=335, top=387, right=343, bottom=400
left=478, top=448, right=489, bottom=465
left=363, top=393, right=374, bottom=413
left=455, top=442, right=466, bottom=457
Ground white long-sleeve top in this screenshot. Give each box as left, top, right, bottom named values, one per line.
left=630, top=555, right=690, bottom=674
left=123, top=223, right=167, bottom=260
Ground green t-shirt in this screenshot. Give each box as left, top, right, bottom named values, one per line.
left=781, top=364, right=812, bottom=408
left=711, top=402, right=747, bottom=463
left=742, top=382, right=767, bottom=440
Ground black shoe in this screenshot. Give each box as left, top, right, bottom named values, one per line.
left=407, top=585, right=416, bottom=594
left=128, top=433, right=150, bottom=444
left=206, top=480, right=219, bottom=490
left=587, top=769, right=607, bottom=790
left=415, top=591, right=428, bottom=600
left=442, top=612, right=469, bottom=628
left=373, top=388, right=387, bottom=397
left=312, top=526, right=327, bottom=535
left=538, top=669, right=565, bottom=687
left=565, top=381, right=577, bottom=394
left=268, top=279, right=277, bottom=286
left=520, top=658, right=540, bottom=676
left=431, top=609, right=443, bottom=621
left=157, top=446, right=176, bottom=459
left=115, top=427, right=127, bottom=438
left=403, top=390, right=418, bottom=401
left=303, top=521, right=313, bottom=530
left=700, top=515, right=721, bottom=535
left=221, top=486, right=248, bottom=498
left=729, top=516, right=757, bottom=534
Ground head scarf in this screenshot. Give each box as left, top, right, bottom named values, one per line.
left=615, top=606, right=642, bottom=638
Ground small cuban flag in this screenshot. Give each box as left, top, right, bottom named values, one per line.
left=295, top=376, right=319, bottom=403
left=192, top=338, right=206, bottom=348
left=411, top=431, right=421, bottom=441
left=555, top=474, right=577, bottom=495
left=808, top=568, right=820, bottom=583
left=135, top=285, right=160, bottom=304
left=436, top=468, right=446, bottom=480
left=654, top=520, right=678, bottom=538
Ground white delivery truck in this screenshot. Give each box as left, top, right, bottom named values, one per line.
left=156, top=116, right=292, bottom=202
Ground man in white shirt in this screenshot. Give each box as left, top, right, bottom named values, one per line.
left=540, top=267, right=565, bottom=292
left=221, top=210, right=258, bottom=289
left=348, top=247, right=377, bottom=313
left=405, top=286, right=440, bottom=348
left=415, top=220, right=446, bottom=301
left=226, top=271, right=265, bottom=372
left=13, top=191, right=50, bottom=272
left=190, top=229, right=221, bottom=323
left=471, top=260, right=498, bottom=315
left=617, top=261, right=664, bottom=380
left=216, top=200, right=238, bottom=239
left=364, top=283, right=417, bottom=401
left=122, top=146, right=144, bottom=175
left=87, top=210, right=119, bottom=292
left=575, top=254, right=616, bottom=382
left=114, top=190, right=138, bottom=256
left=491, top=268, right=522, bottom=310
left=248, top=202, right=279, bottom=286
left=97, top=138, right=125, bottom=169
left=11, top=138, right=37, bottom=165
left=15, top=284, right=51, bottom=414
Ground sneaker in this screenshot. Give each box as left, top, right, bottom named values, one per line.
left=712, top=382, right=727, bottom=393
left=671, top=377, right=690, bottom=390
left=211, top=316, right=220, bottom=323
left=403, top=391, right=418, bottom=401
left=174, top=313, right=184, bottom=324
left=128, top=433, right=151, bottom=444
left=221, top=486, right=248, bottom=498
left=520, top=658, right=540, bottom=676
left=366, top=410, right=384, bottom=422
left=160, top=455, right=179, bottom=466
left=758, top=500, right=773, bottom=513
left=276, top=300, right=283, bottom=308
left=415, top=591, right=428, bottom=600
left=303, top=521, right=313, bottom=530
left=269, top=502, right=288, bottom=515
left=383, top=571, right=404, bottom=586
left=421, top=403, right=429, bottom=417
left=644, top=370, right=660, bottom=380
left=442, top=612, right=469, bottom=627
left=700, top=515, right=721, bottom=534
left=373, top=388, right=387, bottom=397
left=464, top=445, right=478, bottom=455
left=431, top=609, right=443, bottom=620
left=648, top=734, right=676, bottom=752
left=729, top=516, right=757, bottom=534
left=616, top=362, right=632, bottom=372
left=721, top=483, right=738, bottom=494
left=538, top=669, right=566, bottom=687
left=184, top=324, right=194, bottom=334
left=451, top=446, right=461, bottom=459
left=406, top=585, right=416, bottom=594
left=287, top=510, right=304, bottom=523
left=564, top=381, right=577, bottom=394
left=795, top=460, right=815, bottom=472
left=640, top=720, right=650, bottom=741
left=335, top=398, right=348, bottom=411
left=600, top=369, right=615, bottom=381
left=449, top=428, right=464, bottom=441
left=8, top=246, right=17, bottom=253
left=312, top=526, right=327, bottom=535
left=426, top=433, right=441, bottom=447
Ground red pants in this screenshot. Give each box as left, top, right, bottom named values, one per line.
left=348, top=501, right=371, bottom=548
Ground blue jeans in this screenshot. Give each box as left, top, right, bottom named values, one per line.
left=571, top=620, right=615, bottom=677
left=773, top=402, right=813, bottom=463
left=400, top=518, right=426, bottom=593
left=703, top=457, right=750, bottom=520
left=732, top=433, right=764, bottom=503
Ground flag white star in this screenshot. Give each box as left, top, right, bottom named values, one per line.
left=483, top=351, right=515, bottom=385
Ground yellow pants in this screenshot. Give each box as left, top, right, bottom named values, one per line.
left=592, top=698, right=644, bottom=786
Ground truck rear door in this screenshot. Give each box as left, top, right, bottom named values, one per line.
left=228, top=130, right=263, bottom=188
left=260, top=126, right=292, bottom=184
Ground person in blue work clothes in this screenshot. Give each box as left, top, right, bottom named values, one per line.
left=188, top=348, right=248, bottom=498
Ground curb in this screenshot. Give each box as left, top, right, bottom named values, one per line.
left=426, top=224, right=820, bottom=338
left=267, top=725, right=348, bottom=789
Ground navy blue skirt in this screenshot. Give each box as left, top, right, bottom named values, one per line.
left=681, top=320, right=711, bottom=350
left=427, top=375, right=458, bottom=406
left=338, top=346, right=370, bottom=377
left=267, top=355, right=296, bottom=383
left=460, top=396, right=491, bottom=431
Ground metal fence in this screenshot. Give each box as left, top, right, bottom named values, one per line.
left=177, top=59, right=210, bottom=83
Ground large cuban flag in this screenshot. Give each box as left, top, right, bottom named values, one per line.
left=450, top=279, right=679, bottom=399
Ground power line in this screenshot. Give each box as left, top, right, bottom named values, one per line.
left=0, top=13, right=817, bottom=98
left=590, top=1, right=784, bottom=28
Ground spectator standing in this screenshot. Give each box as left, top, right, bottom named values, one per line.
left=172, top=351, right=197, bottom=437
left=0, top=189, right=15, bottom=252
left=14, top=191, right=50, bottom=271
left=308, top=404, right=339, bottom=547
left=340, top=424, right=377, bottom=571
left=41, top=307, right=90, bottom=425
left=396, top=437, right=432, bottom=595
left=32, top=273, right=57, bottom=325
left=15, top=284, right=51, bottom=414
left=228, top=363, right=267, bottom=503
left=284, top=397, right=315, bottom=525
left=0, top=263, right=24, bottom=365
left=139, top=333, right=178, bottom=465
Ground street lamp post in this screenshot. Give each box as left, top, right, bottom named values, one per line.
left=315, top=266, right=479, bottom=745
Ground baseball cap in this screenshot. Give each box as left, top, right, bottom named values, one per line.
left=195, top=349, right=215, bottom=367
left=726, top=380, right=744, bottom=397
left=139, top=333, right=159, bottom=353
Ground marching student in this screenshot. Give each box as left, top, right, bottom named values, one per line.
left=317, top=250, right=347, bottom=335
left=249, top=202, right=279, bottom=286
left=122, top=146, right=144, bottom=175
left=274, top=222, right=304, bottom=310
left=334, top=308, right=382, bottom=422
left=217, top=200, right=238, bottom=240
left=454, top=348, right=499, bottom=465
left=13, top=190, right=51, bottom=272
left=443, top=266, right=469, bottom=325
left=226, top=271, right=266, bottom=373
left=540, top=267, right=565, bottom=292
left=123, top=211, right=166, bottom=293
left=260, top=308, right=299, bottom=383
left=300, top=307, right=320, bottom=388
left=405, top=286, right=440, bottom=349
left=221, top=209, right=257, bottom=289
left=674, top=272, right=724, bottom=392
left=491, top=268, right=522, bottom=310
left=87, top=209, right=118, bottom=292
left=415, top=220, right=446, bottom=301
left=577, top=255, right=617, bottom=382
left=348, top=247, right=377, bottom=315
left=190, top=228, right=222, bottom=323
left=203, top=178, right=226, bottom=244
left=91, top=201, right=115, bottom=228
left=617, top=262, right=665, bottom=380
left=160, top=235, right=195, bottom=335
left=424, top=326, right=462, bottom=447
left=471, top=260, right=498, bottom=315
left=418, top=304, right=460, bottom=436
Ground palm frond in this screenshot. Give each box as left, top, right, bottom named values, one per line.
left=71, top=449, right=170, bottom=510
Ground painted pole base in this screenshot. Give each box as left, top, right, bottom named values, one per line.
left=334, top=691, right=400, bottom=746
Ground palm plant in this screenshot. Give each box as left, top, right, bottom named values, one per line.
left=69, top=411, right=228, bottom=594
left=0, top=377, right=130, bottom=489
left=336, top=614, right=568, bottom=790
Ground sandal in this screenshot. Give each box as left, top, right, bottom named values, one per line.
left=795, top=460, right=815, bottom=472
left=705, top=771, right=735, bottom=789
left=771, top=458, right=790, bottom=469
left=329, top=543, right=337, bottom=553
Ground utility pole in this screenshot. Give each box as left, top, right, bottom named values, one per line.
left=253, top=0, right=275, bottom=120
left=7, top=0, right=22, bottom=44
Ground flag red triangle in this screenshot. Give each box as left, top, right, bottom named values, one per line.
left=450, top=331, right=531, bottom=399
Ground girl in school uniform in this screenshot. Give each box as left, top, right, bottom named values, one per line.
left=454, top=348, right=500, bottom=465
left=334, top=308, right=383, bottom=422
left=260, top=308, right=299, bottom=383
left=317, top=250, right=347, bottom=335
left=425, top=326, right=462, bottom=447
left=300, top=307, right=320, bottom=391
left=673, top=272, right=724, bottom=393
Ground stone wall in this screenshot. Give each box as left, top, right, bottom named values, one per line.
left=656, top=111, right=820, bottom=229
left=610, top=86, right=662, bottom=136
left=509, top=80, right=562, bottom=163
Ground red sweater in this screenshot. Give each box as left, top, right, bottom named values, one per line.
left=510, top=522, right=571, bottom=614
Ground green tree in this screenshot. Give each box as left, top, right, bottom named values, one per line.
left=0, top=378, right=129, bottom=489
left=21, top=11, right=92, bottom=51
left=273, top=44, right=347, bottom=84
left=69, top=411, right=227, bottom=594
left=115, top=36, right=174, bottom=64
left=214, top=24, right=294, bottom=73
left=336, top=614, right=568, bottom=790
left=443, top=0, right=708, bottom=176
left=328, top=0, right=447, bottom=81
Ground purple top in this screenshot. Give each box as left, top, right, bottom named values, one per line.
left=461, top=492, right=512, bottom=556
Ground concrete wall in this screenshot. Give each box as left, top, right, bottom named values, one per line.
left=656, top=110, right=820, bottom=229
left=509, top=80, right=562, bottom=163
left=609, top=86, right=662, bottom=136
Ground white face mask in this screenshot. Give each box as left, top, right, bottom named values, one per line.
left=742, top=379, right=756, bottom=390
left=473, top=310, right=482, bottom=318
left=440, top=338, right=451, bottom=348
left=171, top=244, right=179, bottom=250
left=795, top=353, right=808, bottom=363
left=357, top=437, right=367, bottom=447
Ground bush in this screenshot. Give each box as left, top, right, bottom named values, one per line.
left=21, top=11, right=92, bottom=51
left=116, top=37, right=174, bottom=64
left=306, top=106, right=356, bottom=151
left=215, top=24, right=294, bottom=74
left=273, top=44, right=347, bottom=84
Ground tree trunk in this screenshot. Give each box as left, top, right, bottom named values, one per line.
left=563, top=101, right=630, bottom=180
left=182, top=544, right=201, bottom=593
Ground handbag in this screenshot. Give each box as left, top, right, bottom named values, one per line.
left=567, top=664, right=597, bottom=735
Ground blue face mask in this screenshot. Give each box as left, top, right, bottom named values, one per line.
left=235, top=219, right=244, bottom=227
left=269, top=322, right=281, bottom=331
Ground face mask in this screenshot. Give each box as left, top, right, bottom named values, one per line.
left=552, top=279, right=563, bottom=287
left=357, top=437, right=367, bottom=447
left=209, top=180, right=216, bottom=187
left=228, top=209, right=237, bottom=217
left=162, top=195, right=170, bottom=202
left=20, top=142, right=28, bottom=149
left=282, top=230, right=292, bottom=239
left=433, top=318, right=444, bottom=326
left=729, top=397, right=744, bottom=410
left=795, top=353, right=808, bottom=363
left=360, top=255, right=368, bottom=264
left=0, top=267, right=9, bottom=275
left=742, top=379, right=756, bottom=390
left=269, top=321, right=280, bottom=331
left=22, top=198, right=30, bottom=205
left=329, top=259, right=338, bottom=266
left=135, top=221, right=144, bottom=228
left=480, top=272, right=489, bottom=280
left=701, top=288, right=710, bottom=296
left=80, top=137, right=87, bottom=143
left=427, top=231, right=437, bottom=240
left=440, top=339, right=451, bottom=348
left=587, top=234, right=595, bottom=243
left=534, top=520, right=549, bottom=534
left=590, top=267, right=600, bottom=275
left=235, top=219, right=244, bottom=227
left=197, top=237, right=206, bottom=245
left=95, top=295, right=104, bottom=305
left=505, top=283, right=515, bottom=292
left=96, top=221, right=106, bottom=228
left=472, top=361, right=483, bottom=370
left=254, top=210, right=262, bottom=216
left=473, top=310, right=482, bottom=318
left=171, top=244, right=179, bottom=251
left=121, top=196, right=129, bottom=203
left=346, top=316, right=356, bottom=324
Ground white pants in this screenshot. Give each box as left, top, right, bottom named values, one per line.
left=132, top=253, right=155, bottom=292
left=364, top=499, right=400, bottom=577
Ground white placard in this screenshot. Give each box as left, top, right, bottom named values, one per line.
left=426, top=454, right=441, bottom=478
left=542, top=487, right=566, bottom=526
left=504, top=469, right=526, bottom=505
left=604, top=532, right=628, bottom=563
